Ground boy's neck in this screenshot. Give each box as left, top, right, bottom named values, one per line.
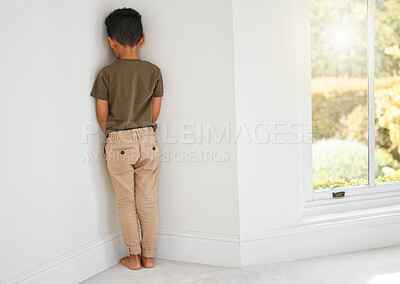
left=118, top=54, right=140, bottom=59
left=117, top=45, right=140, bottom=60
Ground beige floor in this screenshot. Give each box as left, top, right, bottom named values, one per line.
left=82, top=245, right=400, bottom=284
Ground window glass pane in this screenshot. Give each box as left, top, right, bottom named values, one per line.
left=374, top=0, right=400, bottom=183
left=311, top=0, right=369, bottom=190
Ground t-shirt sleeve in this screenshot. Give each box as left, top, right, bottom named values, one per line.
left=90, top=69, right=109, bottom=100
left=152, top=68, right=164, bottom=97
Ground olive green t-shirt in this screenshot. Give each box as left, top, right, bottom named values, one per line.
left=90, top=58, right=163, bottom=137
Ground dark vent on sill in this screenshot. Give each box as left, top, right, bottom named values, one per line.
left=332, top=191, right=345, bottom=198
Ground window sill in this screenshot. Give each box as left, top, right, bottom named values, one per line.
left=302, top=181, right=400, bottom=218
left=301, top=202, right=400, bottom=227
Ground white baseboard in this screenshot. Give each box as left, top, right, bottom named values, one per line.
left=239, top=211, right=400, bottom=267
left=3, top=212, right=400, bottom=283
left=0, top=230, right=126, bottom=284
left=157, top=227, right=241, bottom=267
left=1, top=228, right=240, bottom=284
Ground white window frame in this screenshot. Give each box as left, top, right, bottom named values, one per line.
left=298, top=0, right=400, bottom=217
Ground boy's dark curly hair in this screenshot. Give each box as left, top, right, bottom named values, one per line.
left=105, top=8, right=143, bottom=46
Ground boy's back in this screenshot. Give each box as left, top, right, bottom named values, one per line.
left=90, top=7, right=163, bottom=270
left=91, top=58, right=163, bottom=136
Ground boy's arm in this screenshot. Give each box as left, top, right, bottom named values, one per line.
left=96, top=99, right=109, bottom=134
left=152, top=97, right=162, bottom=122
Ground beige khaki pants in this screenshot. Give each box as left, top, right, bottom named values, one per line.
left=104, top=126, right=160, bottom=257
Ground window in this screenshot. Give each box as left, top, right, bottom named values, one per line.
left=311, top=0, right=400, bottom=192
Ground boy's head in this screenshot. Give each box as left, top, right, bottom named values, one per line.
left=105, top=8, right=145, bottom=57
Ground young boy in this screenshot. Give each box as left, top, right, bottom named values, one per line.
left=90, top=8, right=163, bottom=270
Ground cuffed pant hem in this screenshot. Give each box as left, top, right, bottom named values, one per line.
left=126, top=244, right=142, bottom=255
left=142, top=247, right=157, bottom=258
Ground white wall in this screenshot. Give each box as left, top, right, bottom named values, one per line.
left=0, top=0, right=119, bottom=282
left=0, top=0, right=239, bottom=282
left=232, top=0, right=303, bottom=236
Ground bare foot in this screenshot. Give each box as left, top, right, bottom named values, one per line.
left=120, top=254, right=141, bottom=270
left=141, top=256, right=155, bottom=268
